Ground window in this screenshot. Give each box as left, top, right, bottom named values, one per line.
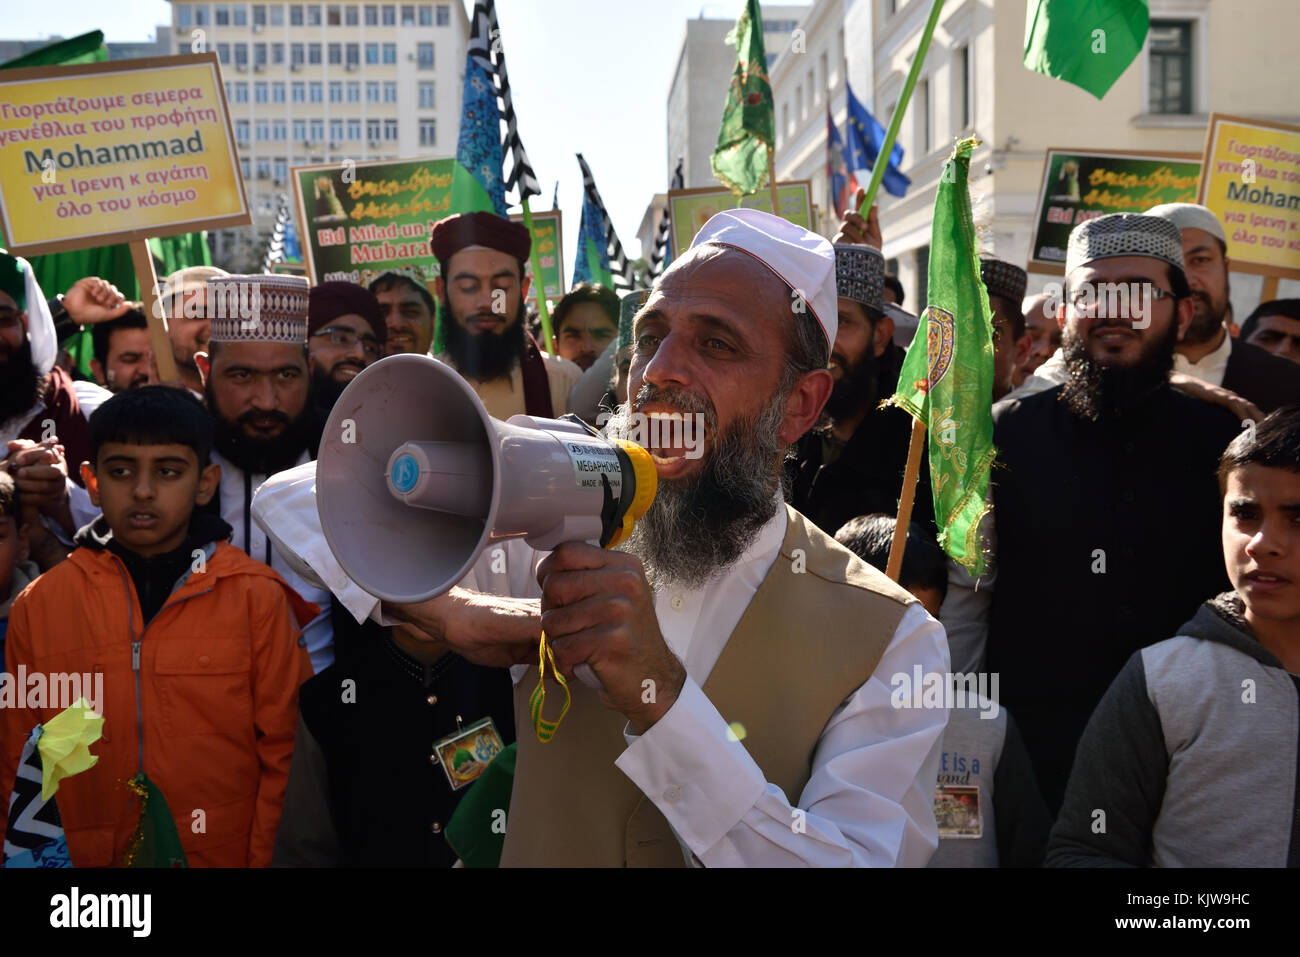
left=1149, top=20, right=1193, bottom=114
left=293, top=118, right=306, bottom=140
left=347, top=81, right=360, bottom=102
left=346, top=43, right=359, bottom=65
left=290, top=4, right=303, bottom=26
left=254, top=81, right=268, bottom=103
left=269, top=5, right=283, bottom=25
left=215, top=5, right=230, bottom=26
left=178, top=6, right=192, bottom=28
left=307, top=5, right=321, bottom=26
left=329, top=81, right=343, bottom=102
left=272, top=81, right=286, bottom=103
left=436, top=4, right=448, bottom=26
left=255, top=119, right=270, bottom=141
left=365, top=43, right=379, bottom=64
left=383, top=81, right=397, bottom=103
left=217, top=43, right=231, bottom=64
left=309, top=82, right=323, bottom=102
left=418, top=81, right=435, bottom=109
left=796, top=85, right=803, bottom=120
left=253, top=4, right=266, bottom=26
left=271, top=43, right=284, bottom=64
left=273, top=120, right=286, bottom=140
left=233, top=4, right=247, bottom=25
left=234, top=44, right=249, bottom=67
left=957, top=44, right=971, bottom=129
left=781, top=102, right=789, bottom=138
left=231, top=82, right=249, bottom=102
left=918, top=79, right=931, bottom=153
left=330, top=119, right=344, bottom=142
left=364, top=4, right=377, bottom=25
left=240, top=157, right=251, bottom=179
left=419, top=118, right=436, bottom=147
left=347, top=118, right=361, bottom=140
left=256, top=157, right=272, bottom=178
left=291, top=81, right=305, bottom=102
left=382, top=43, right=396, bottom=64
left=366, top=81, right=380, bottom=103
left=274, top=157, right=288, bottom=180
left=367, top=118, right=381, bottom=141
left=382, top=4, right=395, bottom=25
left=195, top=5, right=209, bottom=26
left=308, top=43, right=321, bottom=64
left=235, top=119, right=250, bottom=143
left=820, top=51, right=828, bottom=90
left=346, top=5, right=358, bottom=26
left=328, top=43, right=342, bottom=64
left=291, top=43, right=304, bottom=65
left=401, top=5, right=415, bottom=26
left=327, top=4, right=341, bottom=25
left=254, top=43, right=267, bottom=66
left=808, top=69, right=816, bottom=106
left=310, top=119, right=324, bottom=140
left=418, top=5, right=432, bottom=26
left=416, top=42, right=433, bottom=70
left=384, top=118, right=398, bottom=141
left=885, top=0, right=897, bottom=14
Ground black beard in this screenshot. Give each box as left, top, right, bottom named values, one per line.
left=605, top=384, right=785, bottom=590
left=825, top=347, right=879, bottom=422
left=0, top=341, right=43, bottom=423
left=441, top=297, right=527, bottom=380
left=207, top=381, right=318, bottom=476
left=1060, top=320, right=1177, bottom=423
left=310, top=365, right=353, bottom=413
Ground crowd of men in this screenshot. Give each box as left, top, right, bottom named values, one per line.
left=1, top=195, right=1298, bottom=868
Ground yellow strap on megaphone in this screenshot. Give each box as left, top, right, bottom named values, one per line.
left=529, top=630, right=570, bottom=743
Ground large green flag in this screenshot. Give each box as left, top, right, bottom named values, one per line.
left=888, top=138, right=995, bottom=577
left=1023, top=0, right=1149, bottom=100
left=710, top=0, right=774, bottom=196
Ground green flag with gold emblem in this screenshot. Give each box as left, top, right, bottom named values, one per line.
left=710, top=0, right=774, bottom=196
left=888, top=137, right=996, bottom=577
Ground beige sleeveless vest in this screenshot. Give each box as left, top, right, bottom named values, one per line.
left=500, top=505, right=916, bottom=867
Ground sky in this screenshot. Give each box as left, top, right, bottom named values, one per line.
left=8, top=0, right=803, bottom=272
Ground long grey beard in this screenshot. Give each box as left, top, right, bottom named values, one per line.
left=602, top=388, right=788, bottom=590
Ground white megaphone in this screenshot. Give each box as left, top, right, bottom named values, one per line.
left=316, top=353, right=657, bottom=605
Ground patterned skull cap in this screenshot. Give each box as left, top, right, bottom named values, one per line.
left=206, top=274, right=310, bottom=344
left=834, top=243, right=884, bottom=315
left=978, top=255, right=1028, bottom=305
left=1066, top=213, right=1184, bottom=277
left=618, top=288, right=649, bottom=352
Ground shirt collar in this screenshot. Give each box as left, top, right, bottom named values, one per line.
left=1173, top=326, right=1231, bottom=375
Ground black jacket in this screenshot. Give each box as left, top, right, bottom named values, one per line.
left=1222, top=336, right=1300, bottom=414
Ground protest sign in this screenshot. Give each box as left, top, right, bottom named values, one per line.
left=509, top=209, right=563, bottom=306
left=1197, top=113, right=1300, bottom=282
left=0, top=52, right=248, bottom=255
left=1028, top=149, right=1200, bottom=272
left=667, top=181, right=813, bottom=259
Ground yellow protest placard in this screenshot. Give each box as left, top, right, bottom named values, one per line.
left=1197, top=113, right=1300, bottom=279
left=0, top=53, right=249, bottom=256
left=668, top=181, right=813, bottom=259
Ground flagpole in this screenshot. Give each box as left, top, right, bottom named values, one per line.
left=520, top=197, right=554, bottom=354
left=767, top=146, right=780, bottom=216
left=886, top=417, right=927, bottom=582
left=856, top=0, right=947, bottom=217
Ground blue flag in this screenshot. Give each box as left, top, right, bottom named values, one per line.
left=456, top=52, right=509, bottom=216
left=845, top=81, right=910, bottom=198
left=827, top=106, right=850, bottom=218
left=573, top=192, right=614, bottom=290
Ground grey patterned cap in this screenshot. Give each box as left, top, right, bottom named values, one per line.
left=1066, top=213, right=1185, bottom=277
left=834, top=243, right=884, bottom=314
left=979, top=255, right=1028, bottom=305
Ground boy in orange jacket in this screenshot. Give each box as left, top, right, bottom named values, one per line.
left=0, top=386, right=316, bottom=867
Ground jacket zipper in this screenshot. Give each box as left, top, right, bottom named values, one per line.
left=110, top=553, right=216, bottom=773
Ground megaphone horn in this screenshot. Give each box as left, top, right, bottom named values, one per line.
left=317, top=353, right=655, bottom=605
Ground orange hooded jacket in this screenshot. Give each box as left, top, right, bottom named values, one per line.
left=0, top=523, right=317, bottom=867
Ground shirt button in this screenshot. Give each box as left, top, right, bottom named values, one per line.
left=426, top=694, right=438, bottom=706
left=430, top=821, right=442, bottom=834
left=663, top=785, right=682, bottom=803
left=198, top=655, right=210, bottom=666
left=670, top=595, right=684, bottom=611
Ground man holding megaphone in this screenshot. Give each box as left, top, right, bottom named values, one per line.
left=255, top=208, right=949, bottom=868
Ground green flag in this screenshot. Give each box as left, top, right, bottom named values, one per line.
left=1, top=29, right=106, bottom=69
left=710, top=0, right=774, bottom=196
left=1023, top=0, right=1149, bottom=100
left=888, top=138, right=995, bottom=578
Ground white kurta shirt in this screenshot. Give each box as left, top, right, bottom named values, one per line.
left=1172, top=327, right=1232, bottom=387
left=251, top=462, right=950, bottom=866
left=214, top=449, right=334, bottom=673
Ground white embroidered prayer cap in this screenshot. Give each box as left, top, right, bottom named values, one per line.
left=1144, top=202, right=1228, bottom=245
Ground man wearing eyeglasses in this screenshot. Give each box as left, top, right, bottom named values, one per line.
left=307, top=281, right=387, bottom=414
left=939, top=214, right=1243, bottom=814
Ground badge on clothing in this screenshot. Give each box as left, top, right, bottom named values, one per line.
left=433, top=717, right=506, bottom=791
left=934, top=784, right=982, bottom=838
